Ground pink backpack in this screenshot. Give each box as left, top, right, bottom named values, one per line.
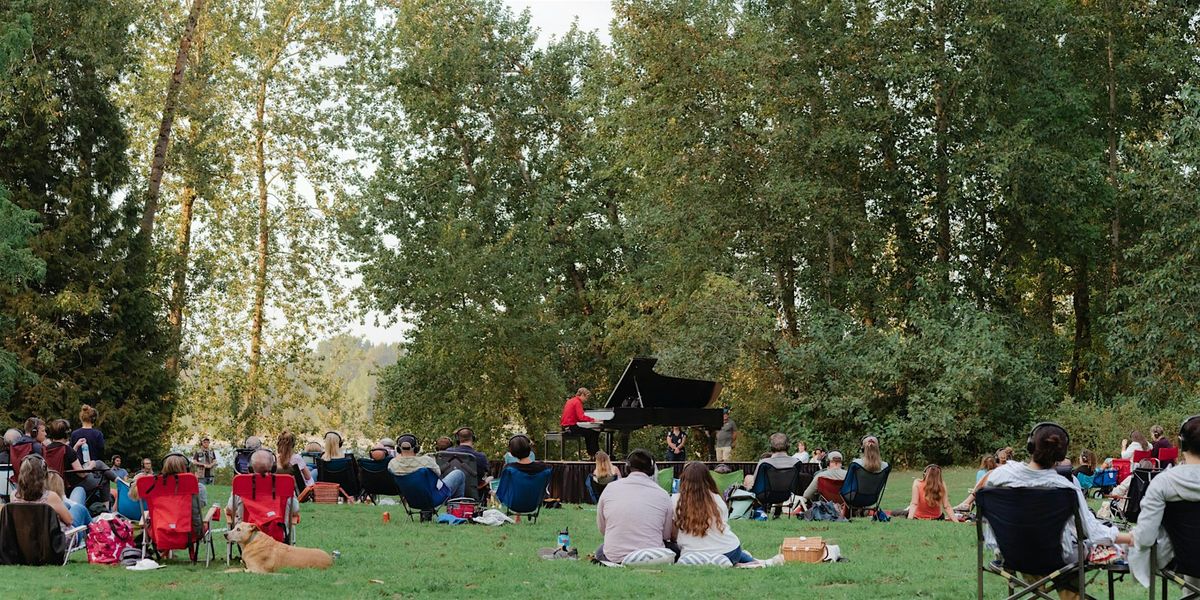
left=86, top=515, right=135, bottom=564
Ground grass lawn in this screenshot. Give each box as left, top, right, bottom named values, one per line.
left=0, top=467, right=1153, bottom=599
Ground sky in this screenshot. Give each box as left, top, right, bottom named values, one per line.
left=345, top=1, right=616, bottom=346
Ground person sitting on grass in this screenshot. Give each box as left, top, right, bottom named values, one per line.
left=672, top=461, right=783, bottom=567
left=893, top=464, right=958, bottom=521
left=504, top=435, right=548, bottom=474
left=9, top=455, right=73, bottom=530
left=801, top=451, right=846, bottom=503
left=387, top=434, right=466, bottom=498
left=1117, top=415, right=1200, bottom=591
left=954, top=454, right=998, bottom=512
left=227, top=449, right=300, bottom=523
left=996, top=447, right=1013, bottom=465
left=594, top=449, right=674, bottom=564
left=982, top=423, right=1117, bottom=600
left=853, top=435, right=888, bottom=473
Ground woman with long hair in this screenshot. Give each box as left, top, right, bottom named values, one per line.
left=901, top=464, right=958, bottom=521
left=586, top=451, right=621, bottom=502
left=1121, top=431, right=1148, bottom=459
left=976, top=455, right=997, bottom=484
left=10, top=455, right=73, bottom=527
left=672, top=461, right=782, bottom=567
left=277, top=430, right=314, bottom=487
left=854, top=436, right=888, bottom=473
left=1073, top=450, right=1096, bottom=477
left=322, top=431, right=345, bottom=461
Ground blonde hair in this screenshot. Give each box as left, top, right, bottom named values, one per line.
left=861, top=437, right=882, bottom=473
left=323, top=432, right=344, bottom=460
left=593, top=451, right=616, bottom=478
left=46, top=471, right=66, bottom=497
left=79, top=404, right=98, bottom=425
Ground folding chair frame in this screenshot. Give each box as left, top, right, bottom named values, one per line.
left=840, top=463, right=891, bottom=520
left=975, top=488, right=1087, bottom=600
left=1148, top=500, right=1200, bottom=600
left=137, top=475, right=218, bottom=567
left=225, top=474, right=297, bottom=565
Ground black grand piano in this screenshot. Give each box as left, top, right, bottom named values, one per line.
left=582, top=357, right=725, bottom=460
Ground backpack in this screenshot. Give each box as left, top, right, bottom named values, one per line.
left=803, top=500, right=845, bottom=522
left=86, top=515, right=135, bottom=564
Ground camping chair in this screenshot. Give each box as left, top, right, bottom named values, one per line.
left=233, top=448, right=255, bottom=475
left=436, top=451, right=482, bottom=501
left=1074, top=472, right=1094, bottom=494
left=136, top=473, right=218, bottom=565
left=656, top=467, right=676, bottom=493
left=0, top=463, right=13, bottom=502
left=750, top=463, right=802, bottom=519
left=1113, top=468, right=1158, bottom=525
left=7, top=443, right=34, bottom=488
left=393, top=468, right=452, bottom=522
left=1113, top=459, right=1133, bottom=483
left=226, top=473, right=297, bottom=565
left=712, top=469, right=744, bottom=496
left=357, top=456, right=403, bottom=502
left=315, top=454, right=360, bottom=499
left=1156, top=447, right=1179, bottom=468
left=817, top=476, right=848, bottom=518
left=975, top=487, right=1089, bottom=600
left=585, top=473, right=617, bottom=503
left=496, top=465, right=552, bottom=523
left=1149, top=500, right=1200, bottom=600
left=115, top=478, right=145, bottom=522
left=1092, top=469, right=1118, bottom=496
left=840, top=463, right=891, bottom=519
left=0, top=503, right=87, bottom=565
left=1131, top=450, right=1153, bottom=465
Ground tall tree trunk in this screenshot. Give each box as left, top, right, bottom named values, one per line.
left=1106, top=24, right=1120, bottom=287
left=776, top=255, right=798, bottom=342
left=165, top=187, right=197, bottom=377
left=1068, top=257, right=1091, bottom=396
left=246, top=73, right=271, bottom=425
left=140, top=0, right=206, bottom=240
left=566, top=262, right=593, bottom=316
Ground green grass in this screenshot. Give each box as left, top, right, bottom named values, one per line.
left=0, top=468, right=1152, bottom=599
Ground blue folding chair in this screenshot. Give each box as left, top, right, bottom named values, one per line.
left=496, top=465, right=552, bottom=523
left=393, top=468, right=451, bottom=522
left=1092, top=468, right=1118, bottom=495
left=115, top=478, right=144, bottom=522
left=840, top=463, right=891, bottom=520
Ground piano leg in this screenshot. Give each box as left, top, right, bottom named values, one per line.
left=707, top=430, right=716, bottom=462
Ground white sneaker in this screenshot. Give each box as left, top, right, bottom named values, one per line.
left=765, top=553, right=786, bottom=567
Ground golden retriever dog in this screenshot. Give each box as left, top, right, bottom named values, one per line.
left=224, top=522, right=333, bottom=574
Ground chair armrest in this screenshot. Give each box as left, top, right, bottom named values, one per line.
left=64, top=525, right=88, bottom=538
left=203, top=504, right=220, bottom=524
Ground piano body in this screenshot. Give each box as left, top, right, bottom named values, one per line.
left=583, top=357, right=725, bottom=460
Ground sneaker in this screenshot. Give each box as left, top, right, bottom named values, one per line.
left=765, top=553, right=785, bottom=567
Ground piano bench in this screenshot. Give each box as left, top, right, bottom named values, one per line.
left=544, top=431, right=586, bottom=461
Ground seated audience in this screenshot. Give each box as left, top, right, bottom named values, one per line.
left=45, top=471, right=90, bottom=539
left=449, top=427, right=492, bottom=491
left=46, top=418, right=115, bottom=506
left=10, top=455, right=73, bottom=529
left=954, top=454, right=997, bottom=511
left=192, top=436, right=217, bottom=484
left=164, top=453, right=207, bottom=531
left=792, top=441, right=810, bottom=462
left=68, top=404, right=105, bottom=464
left=982, top=423, right=1117, bottom=600
left=139, top=457, right=154, bottom=476
left=802, top=451, right=846, bottom=502
left=672, top=461, right=782, bottom=567
left=587, top=451, right=621, bottom=503
left=976, top=455, right=998, bottom=483
left=595, top=449, right=674, bottom=564
left=387, top=434, right=465, bottom=497
left=226, top=449, right=300, bottom=522
left=321, top=432, right=346, bottom=461
left=378, top=437, right=397, bottom=457
left=367, top=445, right=391, bottom=461
left=504, top=435, right=548, bottom=475
left=1148, top=424, right=1173, bottom=457
left=434, top=436, right=453, bottom=452
left=245, top=435, right=263, bottom=451
left=1072, top=450, right=1096, bottom=478
left=809, top=447, right=826, bottom=465
left=854, top=436, right=889, bottom=473
left=1121, top=430, right=1149, bottom=459
left=16, top=417, right=47, bottom=455
left=996, top=447, right=1013, bottom=465
left=1096, top=459, right=1157, bottom=520
left=303, top=441, right=323, bottom=454
left=894, top=464, right=958, bottom=521
left=277, top=430, right=314, bottom=488
left=752, top=433, right=799, bottom=481
left=1120, top=415, right=1200, bottom=590
left=0, top=430, right=13, bottom=464
left=110, top=455, right=128, bottom=480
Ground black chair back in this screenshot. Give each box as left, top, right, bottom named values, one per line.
left=358, top=457, right=403, bottom=499
left=316, top=454, right=361, bottom=498
left=1124, top=468, right=1157, bottom=524
left=436, top=451, right=480, bottom=501
left=0, top=503, right=67, bottom=565
left=1162, top=501, right=1200, bottom=578
left=751, top=463, right=797, bottom=506
left=840, top=463, right=891, bottom=510
left=976, top=487, right=1079, bottom=575
left=234, top=448, right=254, bottom=475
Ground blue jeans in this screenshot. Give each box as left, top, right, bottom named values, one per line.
left=64, top=498, right=91, bottom=543
left=723, top=546, right=755, bottom=565
left=440, top=469, right=466, bottom=498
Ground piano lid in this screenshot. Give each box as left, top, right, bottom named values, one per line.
left=603, top=357, right=722, bottom=410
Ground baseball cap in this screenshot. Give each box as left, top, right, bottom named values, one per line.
left=380, top=437, right=396, bottom=448
left=827, top=451, right=843, bottom=461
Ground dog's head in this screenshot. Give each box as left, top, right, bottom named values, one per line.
left=224, top=522, right=260, bottom=544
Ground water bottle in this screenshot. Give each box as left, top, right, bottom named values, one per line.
left=80, top=441, right=91, bottom=463
left=557, top=526, right=570, bottom=551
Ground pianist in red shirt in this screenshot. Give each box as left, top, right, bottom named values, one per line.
left=561, top=388, right=600, bottom=458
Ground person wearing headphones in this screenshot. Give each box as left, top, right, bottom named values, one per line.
left=129, top=453, right=208, bottom=532
left=982, top=423, right=1118, bottom=599
left=449, top=427, right=492, bottom=491
left=853, top=435, right=889, bottom=473
left=226, top=449, right=300, bottom=522
left=595, top=449, right=675, bottom=564
left=387, top=434, right=466, bottom=497
left=1120, top=415, right=1200, bottom=590
left=505, top=435, right=548, bottom=475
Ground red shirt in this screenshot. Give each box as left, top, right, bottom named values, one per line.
left=560, top=395, right=595, bottom=427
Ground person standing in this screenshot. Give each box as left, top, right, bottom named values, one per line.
left=192, top=436, right=217, bottom=485
left=715, top=411, right=737, bottom=462
left=560, top=387, right=599, bottom=458
left=69, top=404, right=105, bottom=463
left=665, top=426, right=686, bottom=461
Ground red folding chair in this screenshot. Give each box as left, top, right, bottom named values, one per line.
left=817, top=477, right=848, bottom=518
left=226, top=473, right=297, bottom=564
left=136, top=473, right=217, bottom=565
left=1112, top=458, right=1132, bottom=483
left=1132, top=449, right=1153, bottom=465
left=7, top=443, right=34, bottom=488
left=1156, top=447, right=1179, bottom=467
left=43, top=444, right=67, bottom=475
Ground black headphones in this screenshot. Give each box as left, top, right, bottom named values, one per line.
left=455, top=427, right=473, bottom=443
left=1180, top=415, right=1200, bottom=454
left=397, top=433, right=420, bottom=453
left=163, top=451, right=192, bottom=470
left=256, top=449, right=278, bottom=473
left=1026, top=422, right=1069, bottom=454
left=324, top=431, right=343, bottom=445
left=861, top=435, right=878, bottom=447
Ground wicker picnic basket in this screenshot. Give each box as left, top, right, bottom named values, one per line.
left=780, top=537, right=826, bottom=563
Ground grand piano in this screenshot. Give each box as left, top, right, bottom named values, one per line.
left=582, top=357, right=725, bottom=460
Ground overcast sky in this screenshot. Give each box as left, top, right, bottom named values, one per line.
left=347, top=1, right=616, bottom=345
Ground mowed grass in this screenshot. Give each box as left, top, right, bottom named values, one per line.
left=0, top=468, right=1152, bottom=599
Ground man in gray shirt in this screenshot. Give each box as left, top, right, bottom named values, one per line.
left=596, top=449, right=675, bottom=563
left=715, top=411, right=737, bottom=462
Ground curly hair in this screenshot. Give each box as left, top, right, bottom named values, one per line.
left=672, top=462, right=723, bottom=538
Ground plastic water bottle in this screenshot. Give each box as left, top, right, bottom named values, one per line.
left=557, top=527, right=570, bottom=551
left=80, top=441, right=91, bottom=463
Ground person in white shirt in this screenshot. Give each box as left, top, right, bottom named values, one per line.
left=1117, top=415, right=1200, bottom=591
left=792, top=441, right=810, bottom=463
left=982, top=422, right=1118, bottom=600
left=672, top=461, right=782, bottom=567
left=1121, top=430, right=1149, bottom=460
